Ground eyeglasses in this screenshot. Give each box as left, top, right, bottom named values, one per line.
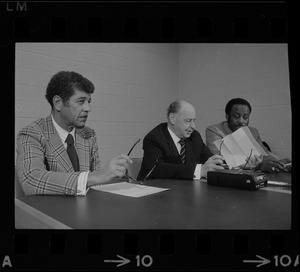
left=124, top=138, right=142, bottom=184
left=219, top=139, right=254, bottom=171
left=242, top=148, right=253, bottom=170
left=127, top=138, right=141, bottom=156
left=124, top=173, right=144, bottom=185
left=125, top=155, right=160, bottom=185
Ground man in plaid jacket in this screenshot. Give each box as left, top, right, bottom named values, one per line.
left=16, top=71, right=132, bottom=196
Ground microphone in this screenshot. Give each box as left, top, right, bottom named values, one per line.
left=125, top=155, right=160, bottom=185
left=141, top=155, right=160, bottom=183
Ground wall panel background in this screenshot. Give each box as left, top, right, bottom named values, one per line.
left=15, top=43, right=291, bottom=163
left=15, top=43, right=179, bottom=162
left=178, top=44, right=291, bottom=159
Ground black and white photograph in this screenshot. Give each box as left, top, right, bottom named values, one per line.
left=14, top=43, right=292, bottom=230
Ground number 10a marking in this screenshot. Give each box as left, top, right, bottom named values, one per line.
left=274, top=255, right=299, bottom=267
left=136, top=255, right=153, bottom=267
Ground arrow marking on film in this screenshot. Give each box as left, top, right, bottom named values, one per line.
left=243, top=255, right=271, bottom=267
left=104, top=255, right=131, bottom=267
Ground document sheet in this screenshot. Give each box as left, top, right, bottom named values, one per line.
left=214, top=126, right=267, bottom=168
left=91, top=182, right=170, bottom=197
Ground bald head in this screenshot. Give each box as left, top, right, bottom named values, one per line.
left=167, top=100, right=196, bottom=138
left=167, top=100, right=195, bottom=118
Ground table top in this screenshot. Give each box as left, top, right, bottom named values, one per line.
left=15, top=172, right=292, bottom=230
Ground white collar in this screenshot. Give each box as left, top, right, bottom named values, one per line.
left=167, top=125, right=182, bottom=145
left=51, top=115, right=75, bottom=144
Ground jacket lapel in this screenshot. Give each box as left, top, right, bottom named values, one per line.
left=75, top=129, right=88, bottom=171
left=163, top=124, right=181, bottom=158
left=43, top=115, right=75, bottom=172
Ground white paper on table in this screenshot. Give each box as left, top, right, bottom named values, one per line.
left=213, top=126, right=267, bottom=168
left=91, top=182, right=170, bottom=198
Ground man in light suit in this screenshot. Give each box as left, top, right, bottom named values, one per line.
left=205, top=98, right=291, bottom=172
left=137, top=100, right=225, bottom=181
left=16, top=71, right=132, bottom=196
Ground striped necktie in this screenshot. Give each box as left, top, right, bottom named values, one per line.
left=65, top=134, right=79, bottom=171
left=178, top=138, right=186, bottom=164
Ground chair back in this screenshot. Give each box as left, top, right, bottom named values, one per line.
left=15, top=166, right=25, bottom=197
left=128, top=158, right=142, bottom=180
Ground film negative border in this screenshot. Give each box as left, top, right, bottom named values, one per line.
left=0, top=1, right=289, bottom=43
left=5, top=230, right=299, bottom=270
left=1, top=1, right=298, bottom=271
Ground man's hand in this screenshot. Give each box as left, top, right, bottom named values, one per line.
left=242, top=154, right=263, bottom=170
left=279, top=158, right=292, bottom=172
left=260, top=156, right=290, bottom=173
left=87, top=154, right=133, bottom=187
left=201, top=154, right=225, bottom=178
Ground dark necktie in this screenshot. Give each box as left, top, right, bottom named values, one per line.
left=65, top=134, right=79, bottom=171
left=179, top=138, right=186, bottom=164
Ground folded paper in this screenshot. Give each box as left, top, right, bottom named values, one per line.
left=214, top=126, right=267, bottom=168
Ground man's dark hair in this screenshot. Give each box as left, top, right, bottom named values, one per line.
left=225, top=98, right=252, bottom=116
left=45, top=71, right=95, bottom=108
left=167, top=100, right=182, bottom=118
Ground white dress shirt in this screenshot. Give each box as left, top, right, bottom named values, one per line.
left=167, top=126, right=202, bottom=179
left=51, top=116, right=89, bottom=196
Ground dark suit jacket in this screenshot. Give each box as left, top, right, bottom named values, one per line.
left=137, top=123, right=213, bottom=180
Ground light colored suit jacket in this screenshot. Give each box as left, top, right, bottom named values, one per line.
left=16, top=115, right=101, bottom=195
left=205, top=121, right=269, bottom=155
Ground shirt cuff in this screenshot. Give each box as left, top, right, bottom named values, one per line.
left=193, top=164, right=202, bottom=180
left=76, top=171, right=89, bottom=196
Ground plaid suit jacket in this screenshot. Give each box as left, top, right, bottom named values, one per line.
left=16, top=115, right=101, bottom=195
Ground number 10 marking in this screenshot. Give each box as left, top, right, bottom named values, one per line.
left=136, top=255, right=153, bottom=267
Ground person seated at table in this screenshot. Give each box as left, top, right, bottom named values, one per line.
left=137, top=100, right=226, bottom=181
left=16, top=71, right=132, bottom=196
left=205, top=98, right=291, bottom=173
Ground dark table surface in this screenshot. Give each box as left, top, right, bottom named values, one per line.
left=15, top=172, right=292, bottom=229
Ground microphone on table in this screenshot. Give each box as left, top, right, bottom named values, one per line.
left=141, top=155, right=160, bottom=184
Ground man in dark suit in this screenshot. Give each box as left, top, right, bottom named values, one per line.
left=137, top=100, right=225, bottom=180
